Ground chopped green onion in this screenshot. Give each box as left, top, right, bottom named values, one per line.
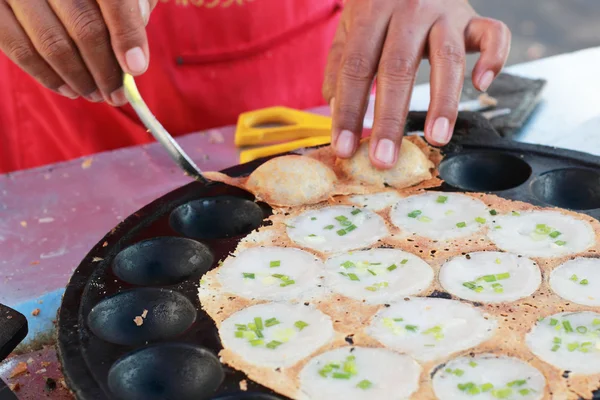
left=336, top=229, right=347, bottom=236
left=356, top=380, right=372, bottom=390
left=453, top=369, right=465, bottom=377
left=580, top=279, right=589, bottom=285
left=550, top=318, right=558, bottom=326
left=482, top=275, right=497, bottom=282
left=577, top=326, right=588, bottom=334
left=512, top=211, right=521, bottom=216
left=401, top=259, right=409, bottom=264
left=494, top=287, right=504, bottom=293
left=243, top=273, right=255, bottom=279
left=491, top=388, right=513, bottom=399
left=445, top=210, right=455, bottom=216
left=405, top=325, right=419, bottom=332
left=567, top=273, right=576, bottom=281
left=249, top=339, right=264, bottom=347
left=418, top=216, right=432, bottom=223
left=519, top=389, right=531, bottom=396
left=463, top=281, right=477, bottom=290
left=348, top=273, right=359, bottom=281
left=593, top=319, right=600, bottom=326
left=393, top=318, right=404, bottom=322
left=294, top=320, right=309, bottom=331
left=345, top=224, right=357, bottom=232
left=236, top=324, right=248, bottom=331
left=340, top=220, right=352, bottom=227
left=563, top=320, right=574, bottom=333
left=265, top=318, right=280, bottom=327
left=270, top=260, right=281, bottom=268
left=555, top=240, right=567, bottom=246
left=481, top=383, right=494, bottom=392
left=535, top=224, right=552, bottom=234
left=474, top=286, right=484, bottom=293
left=351, top=209, right=362, bottom=215
left=254, top=317, right=264, bottom=331
left=369, top=262, right=382, bottom=265
left=475, top=217, right=487, bottom=224
left=308, top=234, right=317, bottom=237
left=549, top=231, right=562, bottom=238
left=387, top=264, right=397, bottom=272
left=310, top=217, right=317, bottom=221
left=367, top=269, right=377, bottom=276
left=469, top=361, right=478, bottom=368
left=507, top=380, right=527, bottom=387
left=567, top=342, right=580, bottom=352
left=553, top=337, right=562, bottom=344
left=335, top=216, right=348, bottom=222
left=341, top=261, right=355, bottom=269
left=332, top=372, right=351, bottom=379
left=489, top=209, right=498, bottom=216
left=436, top=195, right=448, bottom=204
left=324, top=225, right=335, bottom=230
left=407, top=210, right=422, bottom=218
left=456, top=222, right=467, bottom=228
left=496, top=272, right=510, bottom=280
left=458, top=382, right=475, bottom=391
left=280, top=280, right=295, bottom=287
left=234, top=331, right=244, bottom=338
left=494, top=225, right=502, bottom=230
left=551, top=344, right=560, bottom=352
left=365, top=286, right=377, bottom=292
left=468, top=386, right=481, bottom=395
left=266, top=340, right=283, bottom=349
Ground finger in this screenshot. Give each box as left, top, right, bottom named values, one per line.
left=424, top=19, right=466, bottom=147
left=465, top=17, right=511, bottom=92
left=7, top=0, right=101, bottom=100
left=48, top=0, right=124, bottom=105
left=97, top=0, right=150, bottom=77
left=332, top=3, right=392, bottom=159
left=0, top=2, right=77, bottom=98
left=368, top=13, right=429, bottom=169
left=322, top=17, right=347, bottom=107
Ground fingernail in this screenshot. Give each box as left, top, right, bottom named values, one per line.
left=58, top=84, right=78, bottom=99
left=85, top=90, right=103, bottom=103
left=374, top=138, right=396, bottom=166
left=479, top=70, right=494, bottom=92
left=110, top=87, right=128, bottom=107
left=139, top=0, right=150, bottom=25
left=335, top=130, right=355, bottom=158
left=125, top=47, right=147, bottom=75
left=431, top=117, right=450, bottom=144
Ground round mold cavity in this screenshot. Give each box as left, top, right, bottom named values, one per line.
left=170, top=196, right=264, bottom=239
left=87, top=288, right=196, bottom=346
left=531, top=168, right=600, bottom=210
left=108, top=343, right=224, bottom=400
left=439, top=152, right=532, bottom=192
left=112, top=237, right=214, bottom=286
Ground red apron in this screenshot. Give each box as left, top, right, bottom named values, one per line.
left=0, top=0, right=342, bottom=173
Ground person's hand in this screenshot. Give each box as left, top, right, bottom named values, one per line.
left=323, top=0, right=511, bottom=169
left=0, top=0, right=158, bottom=106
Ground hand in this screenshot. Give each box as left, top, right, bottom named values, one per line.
left=323, top=0, right=511, bottom=169
left=0, top=0, right=158, bottom=106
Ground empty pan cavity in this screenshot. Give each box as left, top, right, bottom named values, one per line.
left=170, top=196, right=265, bottom=239
left=113, top=237, right=214, bottom=286
left=531, top=168, right=600, bottom=210
left=108, top=343, right=223, bottom=400
left=87, top=288, right=196, bottom=346
left=439, top=152, right=532, bottom=192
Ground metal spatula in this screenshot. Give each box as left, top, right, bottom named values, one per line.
left=123, top=74, right=209, bottom=184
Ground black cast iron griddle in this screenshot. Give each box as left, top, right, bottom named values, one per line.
left=57, top=112, right=600, bottom=400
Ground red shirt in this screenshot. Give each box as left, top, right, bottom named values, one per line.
left=0, top=0, right=342, bottom=173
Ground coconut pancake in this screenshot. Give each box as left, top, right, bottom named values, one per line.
left=432, top=354, right=546, bottom=400
left=298, top=346, right=421, bottom=400
left=348, top=191, right=402, bottom=211
left=549, top=257, right=600, bottom=306
left=439, top=252, right=541, bottom=303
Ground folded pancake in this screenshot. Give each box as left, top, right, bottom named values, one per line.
left=205, top=136, right=440, bottom=208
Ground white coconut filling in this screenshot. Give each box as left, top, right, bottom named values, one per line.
left=286, top=206, right=388, bottom=253
left=367, top=298, right=496, bottom=362
left=439, top=252, right=541, bottom=303
left=390, top=192, right=489, bottom=240
left=486, top=210, right=595, bottom=257
left=348, top=192, right=402, bottom=212
left=526, top=311, right=600, bottom=375
left=323, top=249, right=433, bottom=304
left=298, top=347, right=421, bottom=400
left=220, top=302, right=335, bottom=368
left=432, top=354, right=545, bottom=400
left=216, top=247, right=326, bottom=301
left=550, top=257, right=600, bottom=306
